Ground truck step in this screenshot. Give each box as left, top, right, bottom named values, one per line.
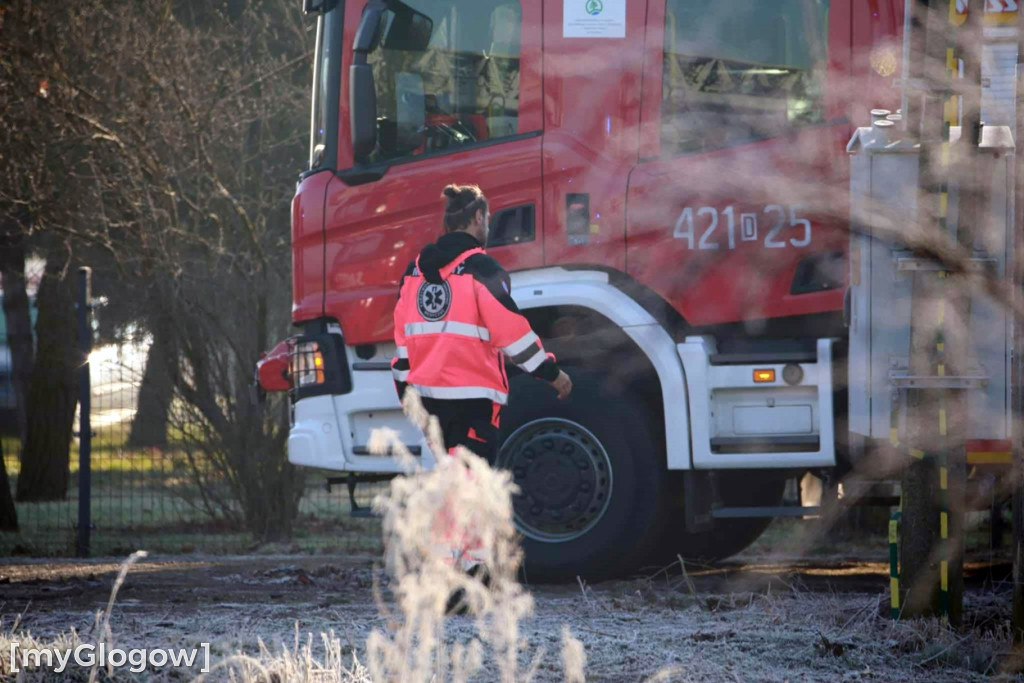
left=710, top=435, right=819, bottom=454
left=712, top=506, right=821, bottom=519
left=352, top=361, right=391, bottom=371
left=352, top=445, right=422, bottom=456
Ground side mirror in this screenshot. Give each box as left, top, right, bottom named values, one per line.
left=351, top=5, right=384, bottom=162
left=351, top=64, right=378, bottom=160
left=348, top=1, right=433, bottom=163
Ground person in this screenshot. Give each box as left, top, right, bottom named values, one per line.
left=391, top=183, right=572, bottom=464
left=390, top=184, right=571, bottom=607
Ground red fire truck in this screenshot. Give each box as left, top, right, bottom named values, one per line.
left=256, top=0, right=1010, bottom=580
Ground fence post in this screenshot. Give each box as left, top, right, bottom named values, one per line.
left=76, top=267, right=92, bottom=558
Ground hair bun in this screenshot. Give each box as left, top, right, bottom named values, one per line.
left=440, top=184, right=488, bottom=232
left=441, top=184, right=480, bottom=213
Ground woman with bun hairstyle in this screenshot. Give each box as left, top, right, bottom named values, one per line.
left=390, top=184, right=572, bottom=582
left=392, top=183, right=571, bottom=460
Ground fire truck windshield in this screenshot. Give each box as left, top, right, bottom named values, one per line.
left=364, top=0, right=522, bottom=164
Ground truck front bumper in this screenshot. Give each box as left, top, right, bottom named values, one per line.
left=287, top=345, right=436, bottom=473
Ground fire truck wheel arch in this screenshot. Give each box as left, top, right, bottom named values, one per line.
left=496, top=370, right=671, bottom=583
left=510, top=268, right=692, bottom=470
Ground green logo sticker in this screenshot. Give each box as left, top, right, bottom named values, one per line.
left=585, top=0, right=603, bottom=16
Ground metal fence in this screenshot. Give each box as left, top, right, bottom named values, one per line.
left=0, top=269, right=387, bottom=557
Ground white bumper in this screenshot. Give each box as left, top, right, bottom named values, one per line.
left=679, top=336, right=836, bottom=470
left=287, top=344, right=437, bottom=473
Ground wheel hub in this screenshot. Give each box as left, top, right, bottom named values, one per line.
left=497, top=418, right=613, bottom=543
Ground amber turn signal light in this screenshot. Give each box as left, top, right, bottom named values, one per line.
left=753, top=369, right=776, bottom=383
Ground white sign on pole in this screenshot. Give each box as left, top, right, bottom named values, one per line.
left=563, top=0, right=626, bottom=38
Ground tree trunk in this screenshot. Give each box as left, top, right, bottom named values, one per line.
left=0, top=215, right=33, bottom=446
left=15, top=261, right=78, bottom=502
left=127, top=331, right=172, bottom=448
left=0, top=438, right=17, bottom=531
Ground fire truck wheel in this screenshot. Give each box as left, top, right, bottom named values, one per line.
left=496, top=370, right=668, bottom=583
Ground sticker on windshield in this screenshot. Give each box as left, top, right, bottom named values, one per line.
left=563, top=0, right=626, bottom=38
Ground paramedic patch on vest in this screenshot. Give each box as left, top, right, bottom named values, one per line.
left=417, top=281, right=452, bottom=321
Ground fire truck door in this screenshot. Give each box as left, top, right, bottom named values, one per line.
left=321, top=0, right=546, bottom=343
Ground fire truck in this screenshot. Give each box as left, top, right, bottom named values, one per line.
left=257, top=0, right=1018, bottom=581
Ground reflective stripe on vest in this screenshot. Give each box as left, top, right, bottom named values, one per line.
left=519, top=348, right=547, bottom=372
left=410, top=383, right=509, bottom=404
left=501, top=330, right=546, bottom=372
left=502, top=330, right=538, bottom=356
left=405, top=321, right=491, bottom=341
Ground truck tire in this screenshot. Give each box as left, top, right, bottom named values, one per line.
left=496, top=371, right=667, bottom=583
left=654, top=472, right=787, bottom=566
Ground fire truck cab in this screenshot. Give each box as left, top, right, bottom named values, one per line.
left=265, top=0, right=913, bottom=580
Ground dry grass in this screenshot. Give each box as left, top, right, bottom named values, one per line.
left=1, top=557, right=1022, bottom=681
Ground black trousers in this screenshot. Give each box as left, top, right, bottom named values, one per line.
left=421, top=397, right=503, bottom=464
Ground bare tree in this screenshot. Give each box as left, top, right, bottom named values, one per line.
left=0, top=0, right=312, bottom=536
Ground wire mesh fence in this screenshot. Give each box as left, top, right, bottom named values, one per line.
left=0, top=284, right=388, bottom=557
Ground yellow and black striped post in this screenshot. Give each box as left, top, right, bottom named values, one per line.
left=935, top=33, right=959, bottom=618
left=896, top=0, right=974, bottom=624
left=889, top=496, right=902, bottom=620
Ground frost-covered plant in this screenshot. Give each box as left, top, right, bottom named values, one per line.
left=365, top=389, right=584, bottom=682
